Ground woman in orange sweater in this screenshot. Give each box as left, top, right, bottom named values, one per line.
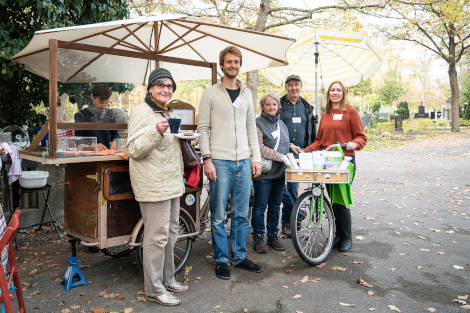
left=304, top=81, right=367, bottom=252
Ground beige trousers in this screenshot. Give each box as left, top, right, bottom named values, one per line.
left=139, top=198, right=180, bottom=296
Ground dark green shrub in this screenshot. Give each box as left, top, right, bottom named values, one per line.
left=396, top=101, right=410, bottom=119
left=372, top=101, right=380, bottom=113
left=378, top=118, right=388, bottom=123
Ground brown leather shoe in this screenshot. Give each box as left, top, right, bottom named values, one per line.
left=267, top=232, right=285, bottom=250
left=253, top=234, right=268, bottom=253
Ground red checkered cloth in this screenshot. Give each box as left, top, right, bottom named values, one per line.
left=57, top=129, right=75, bottom=150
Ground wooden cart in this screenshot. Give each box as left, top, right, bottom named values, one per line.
left=18, top=38, right=215, bottom=254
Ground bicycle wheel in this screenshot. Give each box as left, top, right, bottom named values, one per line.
left=291, top=191, right=334, bottom=265
left=101, top=245, right=134, bottom=257
left=135, top=213, right=193, bottom=274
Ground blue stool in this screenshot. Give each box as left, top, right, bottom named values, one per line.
left=61, top=238, right=88, bottom=291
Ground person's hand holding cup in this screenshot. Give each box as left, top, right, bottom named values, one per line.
left=156, top=118, right=170, bottom=134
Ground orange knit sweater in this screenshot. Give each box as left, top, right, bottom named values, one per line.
left=304, top=106, right=367, bottom=156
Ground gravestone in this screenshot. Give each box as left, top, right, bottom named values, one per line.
left=361, top=114, right=373, bottom=128
left=393, top=114, right=404, bottom=134
left=372, top=113, right=380, bottom=122
left=442, top=98, right=451, bottom=120
left=436, top=111, right=442, bottom=118
left=414, top=104, right=429, bottom=118
left=378, top=113, right=390, bottom=121
left=430, top=111, right=435, bottom=119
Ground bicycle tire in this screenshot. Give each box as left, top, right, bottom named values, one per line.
left=101, top=245, right=134, bottom=257
left=291, top=191, right=335, bottom=265
left=135, top=213, right=193, bottom=274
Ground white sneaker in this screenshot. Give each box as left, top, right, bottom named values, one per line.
left=146, top=292, right=181, bottom=306
left=165, top=281, right=189, bottom=292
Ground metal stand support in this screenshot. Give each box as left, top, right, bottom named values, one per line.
left=60, top=237, right=89, bottom=291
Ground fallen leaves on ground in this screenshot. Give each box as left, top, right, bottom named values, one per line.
left=459, top=295, right=469, bottom=300
left=357, top=279, right=373, bottom=288
left=339, top=302, right=355, bottom=307
left=70, top=305, right=80, bottom=310
left=388, top=305, right=401, bottom=312
left=79, top=300, right=91, bottom=305
left=460, top=304, right=470, bottom=309
left=136, top=296, right=146, bottom=302
left=123, top=309, right=133, bottom=313
left=61, top=309, right=70, bottom=313
left=90, top=308, right=109, bottom=313
left=367, top=291, right=375, bottom=296
left=293, top=294, right=302, bottom=299
left=330, top=266, right=346, bottom=271
left=427, top=308, right=436, bottom=312
left=59, top=301, right=65, bottom=306
left=30, top=291, right=40, bottom=296
left=285, top=270, right=292, bottom=273
left=316, top=262, right=327, bottom=269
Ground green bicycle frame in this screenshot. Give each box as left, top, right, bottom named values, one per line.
left=307, top=185, right=324, bottom=228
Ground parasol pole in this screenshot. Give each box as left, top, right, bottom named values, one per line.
left=314, top=41, right=319, bottom=133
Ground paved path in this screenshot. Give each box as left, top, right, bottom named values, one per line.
left=16, top=133, right=470, bottom=313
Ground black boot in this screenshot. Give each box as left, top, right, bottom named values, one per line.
left=333, top=204, right=352, bottom=252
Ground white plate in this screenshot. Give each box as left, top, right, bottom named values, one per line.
left=173, top=133, right=201, bottom=140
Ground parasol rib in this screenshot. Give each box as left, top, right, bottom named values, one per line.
left=56, top=40, right=212, bottom=67
left=10, top=24, right=133, bottom=61
left=160, top=24, right=201, bottom=54
left=65, top=23, right=148, bottom=82
left=123, top=24, right=153, bottom=53
left=168, top=20, right=287, bottom=65
left=163, top=23, right=208, bottom=62
left=162, top=35, right=207, bottom=54
left=102, top=33, right=150, bottom=53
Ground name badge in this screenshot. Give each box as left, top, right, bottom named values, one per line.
left=232, top=97, right=243, bottom=109
left=271, top=130, right=280, bottom=138
left=333, top=114, right=343, bottom=120
left=292, top=117, right=301, bottom=123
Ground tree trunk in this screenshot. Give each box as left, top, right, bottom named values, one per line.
left=246, top=71, right=260, bottom=114
left=246, top=0, right=271, bottom=115
left=448, top=62, right=460, bottom=132
left=58, top=93, right=67, bottom=123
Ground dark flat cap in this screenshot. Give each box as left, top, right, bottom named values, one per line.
left=147, top=68, right=177, bottom=92
left=285, top=74, right=302, bottom=84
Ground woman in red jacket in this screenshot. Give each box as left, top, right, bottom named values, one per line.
left=304, top=81, right=367, bottom=252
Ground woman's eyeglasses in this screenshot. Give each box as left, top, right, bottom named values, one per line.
left=154, top=83, right=174, bottom=91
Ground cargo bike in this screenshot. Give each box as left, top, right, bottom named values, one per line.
left=285, top=143, right=352, bottom=265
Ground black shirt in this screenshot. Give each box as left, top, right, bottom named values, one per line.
left=226, top=88, right=240, bottom=103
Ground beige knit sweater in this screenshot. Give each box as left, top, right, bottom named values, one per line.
left=197, top=79, right=261, bottom=163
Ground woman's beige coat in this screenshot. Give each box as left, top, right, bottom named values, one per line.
left=126, top=103, right=184, bottom=202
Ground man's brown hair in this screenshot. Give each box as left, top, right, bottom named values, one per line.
left=91, top=84, right=112, bottom=100
left=219, top=46, right=243, bottom=67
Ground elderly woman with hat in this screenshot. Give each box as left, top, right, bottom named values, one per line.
left=126, top=68, right=187, bottom=306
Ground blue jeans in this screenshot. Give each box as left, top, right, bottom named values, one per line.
left=281, top=181, right=299, bottom=226
left=251, top=178, right=285, bottom=236
left=210, top=159, right=251, bottom=265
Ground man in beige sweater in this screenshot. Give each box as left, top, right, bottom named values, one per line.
left=197, top=46, right=262, bottom=280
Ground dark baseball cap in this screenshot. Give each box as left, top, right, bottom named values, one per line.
left=285, top=74, right=302, bottom=84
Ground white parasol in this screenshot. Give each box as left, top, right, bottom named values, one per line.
left=261, top=29, right=383, bottom=124
left=11, top=13, right=295, bottom=84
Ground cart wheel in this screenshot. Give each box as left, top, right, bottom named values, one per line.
left=135, top=213, right=193, bottom=274
left=101, top=244, right=134, bottom=257
left=291, top=192, right=334, bottom=265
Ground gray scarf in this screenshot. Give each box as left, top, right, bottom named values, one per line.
left=88, top=100, right=107, bottom=122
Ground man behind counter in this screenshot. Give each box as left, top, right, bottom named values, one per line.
left=74, top=84, right=120, bottom=150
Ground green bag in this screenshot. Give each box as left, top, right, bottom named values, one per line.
left=328, top=144, right=354, bottom=208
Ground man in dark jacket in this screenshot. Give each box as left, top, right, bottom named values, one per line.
left=278, top=75, right=316, bottom=237
left=74, top=84, right=120, bottom=150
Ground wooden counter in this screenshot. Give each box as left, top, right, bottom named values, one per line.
left=20, top=151, right=124, bottom=164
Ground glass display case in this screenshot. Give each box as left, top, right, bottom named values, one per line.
left=57, top=136, right=97, bottom=155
